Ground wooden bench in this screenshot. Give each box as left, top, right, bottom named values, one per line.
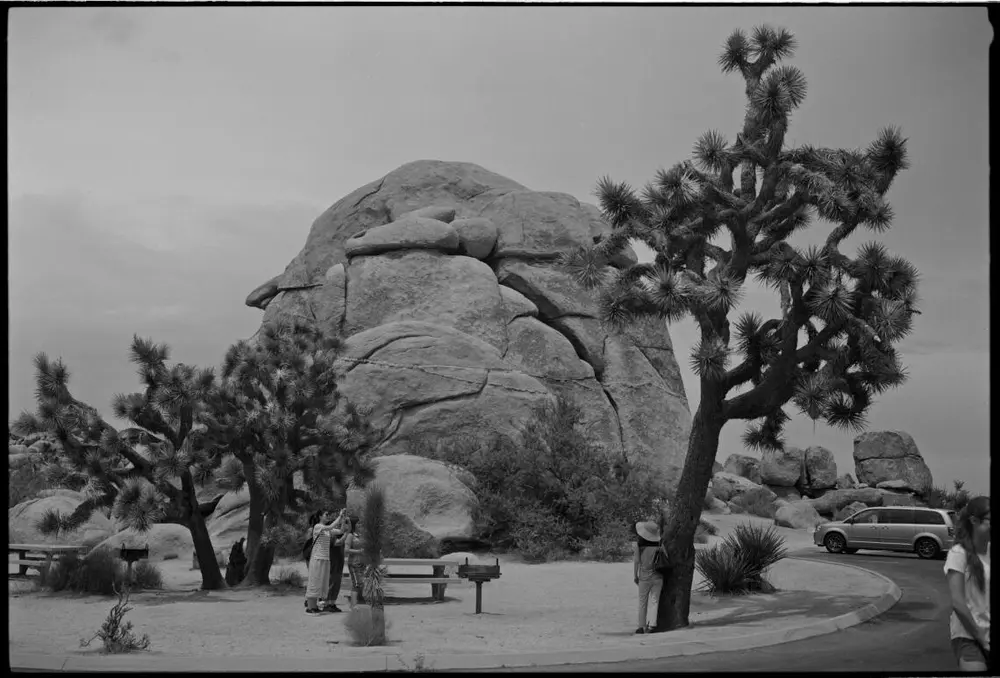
left=341, top=554, right=466, bottom=601
left=8, top=543, right=86, bottom=578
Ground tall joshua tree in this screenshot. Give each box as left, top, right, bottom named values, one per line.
left=562, top=25, right=919, bottom=631
left=21, top=341, right=228, bottom=590
left=211, top=320, right=378, bottom=586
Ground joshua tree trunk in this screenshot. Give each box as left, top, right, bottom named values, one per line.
left=656, top=399, right=725, bottom=631
left=182, top=472, right=226, bottom=590
left=239, top=477, right=273, bottom=586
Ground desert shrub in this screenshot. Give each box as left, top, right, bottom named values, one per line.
left=263, top=521, right=305, bottom=559
left=729, top=489, right=778, bottom=519
left=71, top=547, right=122, bottom=596
left=421, top=397, right=664, bottom=561
left=40, top=550, right=82, bottom=592
left=343, top=605, right=390, bottom=647
left=130, top=561, right=163, bottom=590
left=584, top=522, right=633, bottom=562
left=273, top=566, right=304, bottom=588
left=925, top=480, right=970, bottom=512
left=79, top=583, right=151, bottom=654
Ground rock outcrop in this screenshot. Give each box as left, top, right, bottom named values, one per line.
left=774, top=500, right=825, bottom=529
left=761, top=447, right=804, bottom=487
left=723, top=454, right=763, bottom=485
left=8, top=494, right=116, bottom=547
left=836, top=473, right=857, bottom=490
left=345, top=454, right=478, bottom=543
left=853, top=431, right=933, bottom=497
left=834, top=501, right=870, bottom=522
left=244, top=160, right=691, bottom=490
left=808, top=488, right=886, bottom=516
left=800, top=446, right=838, bottom=495
left=710, top=472, right=774, bottom=503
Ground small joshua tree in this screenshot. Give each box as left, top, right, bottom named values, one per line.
left=562, top=25, right=919, bottom=631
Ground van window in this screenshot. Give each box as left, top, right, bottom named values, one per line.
left=884, top=509, right=916, bottom=524
left=914, top=510, right=945, bottom=525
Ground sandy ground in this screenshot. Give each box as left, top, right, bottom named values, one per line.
left=8, top=514, right=877, bottom=658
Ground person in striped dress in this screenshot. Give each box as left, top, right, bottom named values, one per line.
left=305, top=508, right=345, bottom=614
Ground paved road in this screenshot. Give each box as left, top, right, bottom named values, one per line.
left=467, top=549, right=958, bottom=673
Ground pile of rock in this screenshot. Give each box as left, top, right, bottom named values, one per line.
left=702, top=430, right=935, bottom=529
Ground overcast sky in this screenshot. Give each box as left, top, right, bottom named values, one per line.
left=8, top=6, right=990, bottom=495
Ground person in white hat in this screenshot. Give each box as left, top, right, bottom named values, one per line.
left=633, top=520, right=664, bottom=634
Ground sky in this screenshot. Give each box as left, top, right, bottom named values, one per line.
left=8, top=6, right=991, bottom=495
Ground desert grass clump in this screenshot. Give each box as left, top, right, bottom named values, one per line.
left=925, top=480, right=971, bottom=512
left=273, top=566, right=304, bottom=589
left=79, top=582, right=151, bottom=654
left=130, top=561, right=163, bottom=590
left=696, top=521, right=788, bottom=595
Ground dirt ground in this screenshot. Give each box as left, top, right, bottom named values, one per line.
left=8, top=514, right=880, bottom=659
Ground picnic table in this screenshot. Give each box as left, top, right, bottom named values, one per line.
left=342, top=552, right=466, bottom=601
left=8, top=543, right=85, bottom=578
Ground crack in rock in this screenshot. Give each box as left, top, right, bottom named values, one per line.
left=600, top=336, right=627, bottom=461
left=352, top=177, right=386, bottom=208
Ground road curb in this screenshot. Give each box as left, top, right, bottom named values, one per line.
left=9, top=557, right=902, bottom=672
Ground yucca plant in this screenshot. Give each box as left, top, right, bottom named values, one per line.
left=695, top=545, right=755, bottom=595
left=344, top=483, right=389, bottom=645
left=723, top=522, right=788, bottom=591
left=562, top=24, right=919, bottom=631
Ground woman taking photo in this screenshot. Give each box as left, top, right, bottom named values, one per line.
left=944, top=496, right=991, bottom=671
left=304, top=508, right=346, bottom=615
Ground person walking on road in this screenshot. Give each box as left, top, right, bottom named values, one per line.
left=945, top=495, right=991, bottom=672
left=633, top=520, right=664, bottom=634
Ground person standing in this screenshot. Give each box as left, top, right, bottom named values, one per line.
left=945, top=495, right=991, bottom=672
left=633, top=520, right=664, bottom=634
left=338, top=515, right=365, bottom=608
left=304, top=508, right=345, bottom=614
left=326, top=509, right=348, bottom=613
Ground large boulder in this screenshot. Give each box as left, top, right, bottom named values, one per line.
left=710, top=472, right=775, bottom=503
left=723, top=454, right=763, bottom=485
left=769, top=485, right=802, bottom=502
left=8, top=494, right=116, bottom=546
left=808, top=488, right=885, bottom=516
left=761, top=446, right=805, bottom=487
left=774, top=500, right=825, bottom=530
left=345, top=454, right=478, bottom=542
left=801, top=446, right=838, bottom=493
left=245, top=161, right=692, bottom=493
left=834, top=501, right=870, bottom=522
left=853, top=431, right=933, bottom=498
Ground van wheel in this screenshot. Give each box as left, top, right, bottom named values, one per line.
left=843, top=548, right=859, bottom=554
left=915, top=538, right=940, bottom=559
left=824, top=533, right=847, bottom=554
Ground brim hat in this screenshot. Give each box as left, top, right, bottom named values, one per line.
left=635, top=521, right=660, bottom=542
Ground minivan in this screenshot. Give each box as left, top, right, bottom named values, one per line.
left=813, top=506, right=957, bottom=559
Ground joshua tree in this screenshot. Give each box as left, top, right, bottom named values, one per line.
left=211, top=320, right=378, bottom=586
left=562, top=25, right=919, bottom=630
left=19, top=341, right=228, bottom=590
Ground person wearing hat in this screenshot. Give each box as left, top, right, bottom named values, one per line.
left=633, top=520, right=664, bottom=634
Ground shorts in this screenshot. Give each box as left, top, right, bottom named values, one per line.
left=348, top=562, right=365, bottom=590
left=952, top=637, right=989, bottom=666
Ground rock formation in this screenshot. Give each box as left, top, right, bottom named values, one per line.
left=722, top=454, right=763, bottom=485
left=853, top=431, right=933, bottom=497
left=800, top=446, right=838, bottom=496
left=760, top=446, right=804, bottom=487
left=774, top=500, right=824, bottom=529
left=244, top=160, right=692, bottom=489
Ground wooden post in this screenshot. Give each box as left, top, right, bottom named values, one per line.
left=432, top=565, right=445, bottom=601
left=474, top=580, right=484, bottom=614
left=17, top=550, right=28, bottom=577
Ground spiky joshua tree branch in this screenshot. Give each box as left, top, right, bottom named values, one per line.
left=563, top=24, right=918, bottom=446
